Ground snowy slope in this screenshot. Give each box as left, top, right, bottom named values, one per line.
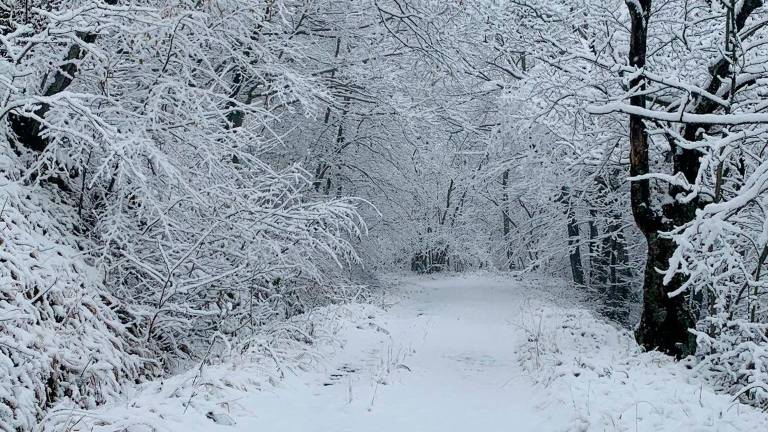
left=55, top=274, right=768, bottom=431
left=0, top=153, right=146, bottom=431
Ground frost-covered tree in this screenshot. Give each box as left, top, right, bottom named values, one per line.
left=0, top=0, right=368, bottom=427
left=516, top=0, right=768, bottom=402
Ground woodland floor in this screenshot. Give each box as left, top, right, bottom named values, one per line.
left=62, top=274, right=768, bottom=431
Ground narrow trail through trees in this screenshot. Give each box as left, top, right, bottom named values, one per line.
left=231, top=276, right=545, bottom=431
left=83, top=275, right=768, bottom=432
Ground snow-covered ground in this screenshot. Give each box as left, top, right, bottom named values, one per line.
left=52, top=274, right=768, bottom=431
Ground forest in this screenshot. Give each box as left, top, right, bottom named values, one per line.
left=3, top=0, right=768, bottom=430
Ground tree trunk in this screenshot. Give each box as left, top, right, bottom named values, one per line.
left=562, top=187, right=585, bottom=285
left=501, top=169, right=512, bottom=268
left=635, top=234, right=696, bottom=356
left=588, top=211, right=607, bottom=287
left=7, top=0, right=118, bottom=152
left=626, top=0, right=695, bottom=357
left=605, top=226, right=631, bottom=325
left=567, top=216, right=584, bottom=285
left=9, top=31, right=97, bottom=152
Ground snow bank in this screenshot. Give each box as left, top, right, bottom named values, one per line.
left=40, top=302, right=384, bottom=431
left=517, top=304, right=768, bottom=431
left=0, top=154, right=148, bottom=431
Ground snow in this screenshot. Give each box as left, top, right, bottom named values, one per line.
left=54, top=274, right=768, bottom=431
left=0, top=156, right=146, bottom=431
left=587, top=102, right=768, bottom=125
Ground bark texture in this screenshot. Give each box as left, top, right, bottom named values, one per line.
left=627, top=0, right=696, bottom=357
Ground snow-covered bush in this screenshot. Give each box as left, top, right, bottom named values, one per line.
left=0, top=0, right=369, bottom=426
left=667, top=154, right=768, bottom=407
left=0, top=152, right=149, bottom=431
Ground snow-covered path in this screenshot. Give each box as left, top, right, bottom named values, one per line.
left=66, top=274, right=768, bottom=432
left=232, top=275, right=549, bottom=432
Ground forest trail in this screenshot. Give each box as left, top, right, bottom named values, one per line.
left=228, top=275, right=551, bottom=432
left=71, top=274, right=768, bottom=432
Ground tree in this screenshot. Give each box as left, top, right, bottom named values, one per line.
left=623, top=0, right=697, bottom=357
left=592, top=0, right=766, bottom=357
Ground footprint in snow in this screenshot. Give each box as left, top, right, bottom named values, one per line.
left=445, top=352, right=502, bottom=371
left=322, top=364, right=358, bottom=387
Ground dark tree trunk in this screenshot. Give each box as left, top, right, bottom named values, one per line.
left=626, top=0, right=696, bottom=357
left=8, top=0, right=119, bottom=152
left=588, top=210, right=607, bottom=288
left=501, top=169, right=513, bottom=268
left=225, top=68, right=246, bottom=130
left=567, top=214, right=584, bottom=286
left=561, top=187, right=585, bottom=285
left=8, top=31, right=97, bottom=152
left=635, top=234, right=696, bottom=356
left=604, top=226, right=632, bottom=326
left=312, top=37, right=344, bottom=194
